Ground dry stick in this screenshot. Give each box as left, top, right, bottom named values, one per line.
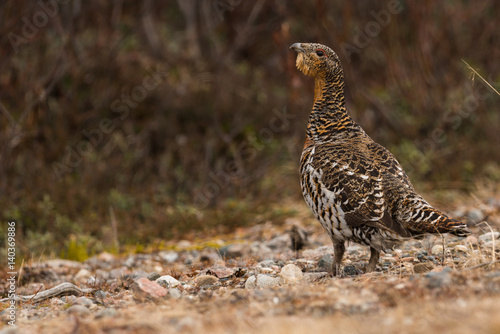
left=462, top=59, right=500, bottom=96
left=109, top=206, right=119, bottom=251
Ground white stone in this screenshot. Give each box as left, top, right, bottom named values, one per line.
left=156, top=275, right=181, bottom=288
left=454, top=245, right=469, bottom=253
left=279, top=264, right=304, bottom=284
left=479, top=232, right=500, bottom=243
left=245, top=274, right=280, bottom=289
left=431, top=245, right=444, bottom=255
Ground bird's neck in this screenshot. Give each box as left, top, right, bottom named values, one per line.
left=306, top=74, right=361, bottom=142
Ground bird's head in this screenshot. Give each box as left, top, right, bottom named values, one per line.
left=290, top=43, right=342, bottom=79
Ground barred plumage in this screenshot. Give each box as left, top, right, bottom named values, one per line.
left=291, top=42, right=470, bottom=275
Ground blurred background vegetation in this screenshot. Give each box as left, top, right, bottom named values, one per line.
left=0, top=0, right=499, bottom=260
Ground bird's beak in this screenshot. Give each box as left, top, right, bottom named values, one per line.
left=290, top=43, right=305, bottom=53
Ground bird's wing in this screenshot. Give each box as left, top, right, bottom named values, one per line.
left=312, top=144, right=411, bottom=237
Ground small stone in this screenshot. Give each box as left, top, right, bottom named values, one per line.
left=318, top=254, right=333, bottom=271
left=245, top=274, right=279, bottom=289
left=245, top=276, right=257, bottom=289
left=159, top=251, right=179, bottom=263
left=425, top=267, right=452, bottom=289
left=343, top=265, right=359, bottom=276
left=279, top=264, right=303, bottom=284
left=454, top=245, right=469, bottom=253
left=75, top=268, right=92, bottom=281
left=67, top=305, right=91, bottom=317
left=431, top=245, right=444, bottom=255
left=482, top=240, right=500, bottom=250
left=413, top=262, right=434, bottom=273
left=479, top=232, right=500, bottom=243
left=218, top=244, right=251, bottom=259
left=467, top=209, right=484, bottom=222
left=303, top=272, right=329, bottom=283
left=156, top=275, right=181, bottom=288
left=168, top=288, right=182, bottom=299
left=461, top=235, right=478, bottom=245
left=206, top=266, right=234, bottom=278
left=95, top=308, right=117, bottom=318
left=73, top=297, right=93, bottom=308
left=134, top=277, right=168, bottom=299
left=147, top=272, right=161, bottom=281
left=258, top=260, right=276, bottom=268
left=195, top=275, right=218, bottom=287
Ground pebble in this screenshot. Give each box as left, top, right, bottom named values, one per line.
left=303, top=272, right=329, bottom=283
left=425, top=267, right=452, bottom=289
left=147, top=272, right=161, bottom=281
left=245, top=274, right=280, bottom=289
left=413, top=262, right=434, bottom=273
left=159, top=251, right=179, bottom=263
left=467, top=209, right=485, bottom=222
left=95, top=308, right=117, bottom=318
left=206, top=265, right=234, bottom=278
left=318, top=254, right=333, bottom=270
left=454, top=245, right=469, bottom=253
left=73, top=297, right=93, bottom=308
left=258, top=260, right=277, bottom=268
left=156, top=275, right=181, bottom=288
left=67, top=305, right=91, bottom=317
left=195, top=275, right=219, bottom=287
left=74, top=268, right=92, bottom=281
left=218, top=244, right=251, bottom=259
left=134, top=277, right=168, bottom=299
left=482, top=240, right=500, bottom=250
left=479, top=232, right=500, bottom=243
left=168, top=288, right=182, bottom=299
left=279, top=264, right=303, bottom=284
left=431, top=245, right=444, bottom=255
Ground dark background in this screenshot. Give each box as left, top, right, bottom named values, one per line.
left=1, top=1, right=499, bottom=258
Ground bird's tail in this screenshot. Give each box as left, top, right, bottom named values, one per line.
left=406, top=205, right=470, bottom=237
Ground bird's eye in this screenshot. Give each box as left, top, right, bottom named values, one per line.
left=315, top=49, right=325, bottom=57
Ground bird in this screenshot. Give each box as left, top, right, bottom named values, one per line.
left=290, top=42, right=470, bottom=275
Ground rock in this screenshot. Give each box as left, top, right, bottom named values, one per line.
left=425, top=267, right=452, bottom=289
left=44, top=259, right=84, bottom=269
left=318, top=254, right=333, bottom=271
left=147, top=272, right=161, bottom=281
left=431, top=245, right=444, bottom=255
left=156, top=275, right=181, bottom=288
left=461, top=235, right=478, bottom=246
left=479, top=232, right=500, bottom=243
left=218, top=244, right=251, bottom=259
left=258, top=260, right=276, bottom=268
left=195, top=275, right=218, bottom=287
left=467, top=209, right=485, bottom=222
left=454, top=245, right=469, bottom=253
left=159, top=251, right=179, bottom=263
left=134, top=277, right=168, bottom=299
left=413, top=262, right=434, bottom=273
left=265, top=234, right=290, bottom=250
left=279, top=264, right=303, bottom=284
left=482, top=240, right=500, bottom=250
left=245, top=274, right=280, bottom=289
left=205, top=266, right=234, bottom=279
left=343, top=265, right=360, bottom=276
left=0, top=327, right=17, bottom=334
left=73, top=297, right=93, bottom=308
left=303, top=272, right=329, bottom=283
left=168, top=288, right=182, bottom=299
left=245, top=276, right=257, bottom=289
left=74, top=268, right=92, bottom=281
left=67, top=305, right=91, bottom=317
left=95, top=308, right=117, bottom=319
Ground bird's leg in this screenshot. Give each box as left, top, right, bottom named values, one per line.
left=365, top=247, right=380, bottom=273
left=332, top=242, right=345, bottom=276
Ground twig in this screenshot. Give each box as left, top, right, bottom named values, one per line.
left=462, top=59, right=500, bottom=96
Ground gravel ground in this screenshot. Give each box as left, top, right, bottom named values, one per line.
left=1, top=201, right=499, bottom=333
